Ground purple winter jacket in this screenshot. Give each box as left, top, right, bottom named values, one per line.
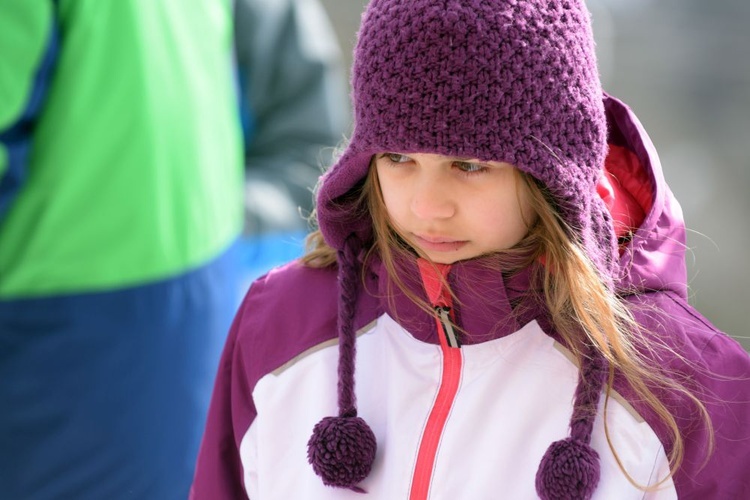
left=191, top=96, right=750, bottom=499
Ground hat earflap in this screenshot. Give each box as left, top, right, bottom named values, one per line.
left=307, top=236, right=377, bottom=492
left=536, top=350, right=608, bottom=500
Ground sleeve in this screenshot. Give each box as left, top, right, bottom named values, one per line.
left=676, top=332, right=750, bottom=499
left=0, top=0, right=59, bottom=223
left=234, top=0, right=350, bottom=233
left=190, top=291, right=256, bottom=500
left=629, top=292, right=750, bottom=498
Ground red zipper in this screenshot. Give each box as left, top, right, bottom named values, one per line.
left=410, top=261, right=463, bottom=500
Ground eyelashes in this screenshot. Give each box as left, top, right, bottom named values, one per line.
left=378, top=153, right=490, bottom=176
left=382, top=153, right=410, bottom=164
left=454, top=161, right=487, bottom=174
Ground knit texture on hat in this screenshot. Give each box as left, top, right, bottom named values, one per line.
left=317, top=0, right=617, bottom=281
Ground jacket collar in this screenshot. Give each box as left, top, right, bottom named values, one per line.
left=373, top=253, right=544, bottom=345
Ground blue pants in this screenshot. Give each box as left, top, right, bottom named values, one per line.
left=0, top=246, right=241, bottom=500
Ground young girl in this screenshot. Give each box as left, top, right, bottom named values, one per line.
left=191, top=0, right=750, bottom=498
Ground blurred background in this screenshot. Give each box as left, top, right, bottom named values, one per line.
left=316, top=0, right=750, bottom=350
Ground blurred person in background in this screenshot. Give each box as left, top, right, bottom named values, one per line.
left=0, top=0, right=346, bottom=499
left=235, top=0, right=349, bottom=288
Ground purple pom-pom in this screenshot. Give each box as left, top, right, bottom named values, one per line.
left=535, top=437, right=600, bottom=500
left=307, top=415, right=377, bottom=491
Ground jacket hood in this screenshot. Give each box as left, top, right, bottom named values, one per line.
left=604, top=95, right=688, bottom=299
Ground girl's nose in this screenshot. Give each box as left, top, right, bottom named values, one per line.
left=410, top=176, right=456, bottom=220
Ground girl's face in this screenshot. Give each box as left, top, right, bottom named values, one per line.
left=375, top=152, right=536, bottom=264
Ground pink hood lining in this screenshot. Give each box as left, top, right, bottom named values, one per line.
left=598, top=144, right=654, bottom=253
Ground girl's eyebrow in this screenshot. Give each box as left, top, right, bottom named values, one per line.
left=382, top=153, right=491, bottom=163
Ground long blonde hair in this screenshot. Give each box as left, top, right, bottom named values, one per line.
left=302, top=161, right=713, bottom=488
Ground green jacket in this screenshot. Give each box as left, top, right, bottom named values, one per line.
left=0, top=0, right=244, bottom=298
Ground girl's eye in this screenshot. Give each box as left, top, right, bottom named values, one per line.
left=454, top=161, right=486, bottom=174
left=384, top=153, right=411, bottom=164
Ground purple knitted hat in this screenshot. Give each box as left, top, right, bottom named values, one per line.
left=309, top=0, right=613, bottom=497
left=317, top=0, right=617, bottom=279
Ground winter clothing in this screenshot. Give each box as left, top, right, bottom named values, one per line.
left=191, top=0, right=750, bottom=498
left=235, top=0, right=350, bottom=286
left=237, top=0, right=349, bottom=237
left=191, top=95, right=750, bottom=498
left=0, top=2, right=241, bottom=498
left=0, top=0, right=344, bottom=498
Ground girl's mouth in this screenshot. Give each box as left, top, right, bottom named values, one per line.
left=412, top=234, right=468, bottom=253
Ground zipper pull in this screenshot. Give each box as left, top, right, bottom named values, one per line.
left=417, top=259, right=461, bottom=348
left=436, top=306, right=461, bottom=348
